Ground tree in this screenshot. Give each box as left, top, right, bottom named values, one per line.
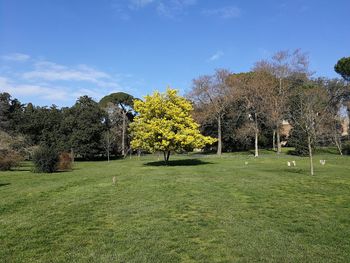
left=99, top=92, right=134, bottom=157
left=289, top=84, right=329, bottom=175
left=335, top=57, right=350, bottom=132
left=197, top=101, right=251, bottom=152
left=320, top=78, right=350, bottom=155
left=335, top=57, right=350, bottom=81
left=188, top=69, right=231, bottom=155
left=14, top=104, right=64, bottom=147
left=130, top=89, right=216, bottom=164
left=0, top=92, right=12, bottom=131
left=102, top=130, right=111, bottom=162
left=0, top=92, right=23, bottom=133
left=254, top=49, right=310, bottom=154
left=63, top=96, right=107, bottom=159
left=228, top=71, right=274, bottom=157
left=100, top=115, right=113, bottom=162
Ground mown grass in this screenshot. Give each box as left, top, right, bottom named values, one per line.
left=1, top=152, right=350, bottom=262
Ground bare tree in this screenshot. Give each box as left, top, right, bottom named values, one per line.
left=188, top=69, right=231, bottom=155
left=102, top=130, right=113, bottom=162
left=289, top=85, right=329, bottom=175
left=254, top=49, right=310, bottom=154
left=228, top=71, right=273, bottom=157
left=320, top=78, right=350, bottom=155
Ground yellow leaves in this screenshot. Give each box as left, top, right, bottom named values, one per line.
left=130, top=88, right=216, bottom=153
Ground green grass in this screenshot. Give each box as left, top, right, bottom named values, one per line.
left=1, top=153, right=350, bottom=262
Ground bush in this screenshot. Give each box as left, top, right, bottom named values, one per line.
left=58, top=152, right=73, bottom=171
left=343, top=141, right=350, bottom=155
left=0, top=149, right=22, bottom=171
left=32, top=146, right=59, bottom=173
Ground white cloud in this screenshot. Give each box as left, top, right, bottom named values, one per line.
left=22, top=61, right=119, bottom=88
left=0, top=56, right=142, bottom=105
left=112, top=0, right=197, bottom=19
left=209, top=51, right=224, bottom=61
left=202, top=6, right=241, bottom=19
left=0, top=77, right=69, bottom=101
left=129, top=0, right=155, bottom=9
left=156, top=0, right=196, bottom=17
left=1, top=53, right=30, bottom=62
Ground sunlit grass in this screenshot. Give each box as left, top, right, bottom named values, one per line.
left=1, top=153, right=349, bottom=262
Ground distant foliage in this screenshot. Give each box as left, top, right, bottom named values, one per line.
left=58, top=152, right=73, bottom=171
left=0, top=149, right=22, bottom=171
left=32, top=146, right=59, bottom=173
left=288, top=126, right=311, bottom=156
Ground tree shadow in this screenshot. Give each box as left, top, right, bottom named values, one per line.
left=144, top=159, right=213, bottom=167
left=74, top=155, right=124, bottom=162
left=0, top=183, right=11, bottom=187
left=285, top=168, right=305, bottom=175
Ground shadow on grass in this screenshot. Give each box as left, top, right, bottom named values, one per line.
left=74, top=155, right=124, bottom=162
left=0, top=183, right=11, bottom=187
left=285, top=168, right=305, bottom=175
left=144, top=159, right=213, bottom=167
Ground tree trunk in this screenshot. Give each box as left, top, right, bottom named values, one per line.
left=167, top=151, right=170, bottom=162
left=163, top=151, right=170, bottom=165
left=307, top=134, right=314, bottom=176
left=276, top=127, right=281, bottom=154
left=107, top=131, right=110, bottom=162
left=163, top=151, right=167, bottom=164
left=70, top=148, right=74, bottom=164
left=272, top=129, right=276, bottom=151
left=277, top=78, right=283, bottom=155
left=255, top=130, right=259, bottom=157
left=122, top=111, right=126, bottom=157
left=254, top=117, right=259, bottom=157
left=217, top=115, right=222, bottom=156
left=334, top=134, right=343, bottom=156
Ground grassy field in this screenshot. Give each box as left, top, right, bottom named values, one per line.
left=1, top=152, right=350, bottom=262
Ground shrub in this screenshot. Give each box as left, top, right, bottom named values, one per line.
left=343, top=141, right=350, bottom=155
left=0, top=149, right=22, bottom=171
left=58, top=152, right=73, bottom=171
left=0, top=130, right=32, bottom=160
left=32, top=146, right=59, bottom=173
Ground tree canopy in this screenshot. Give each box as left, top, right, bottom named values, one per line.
left=65, top=96, right=107, bottom=159
left=130, top=89, right=216, bottom=164
left=335, top=57, right=350, bottom=81
left=99, top=92, right=134, bottom=110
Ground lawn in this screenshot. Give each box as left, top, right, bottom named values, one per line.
left=1, top=153, right=350, bottom=262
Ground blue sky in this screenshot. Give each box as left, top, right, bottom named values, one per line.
left=0, top=0, right=349, bottom=106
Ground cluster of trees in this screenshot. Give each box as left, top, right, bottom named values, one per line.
left=1, top=50, right=349, bottom=174
left=187, top=50, right=350, bottom=175
left=0, top=92, right=137, bottom=168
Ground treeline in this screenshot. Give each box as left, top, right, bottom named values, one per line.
left=0, top=93, right=135, bottom=164
left=187, top=50, right=350, bottom=161
left=1, top=50, right=350, bottom=173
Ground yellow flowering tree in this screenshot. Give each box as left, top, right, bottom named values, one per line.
left=130, top=88, right=216, bottom=164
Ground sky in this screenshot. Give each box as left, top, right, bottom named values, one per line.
left=0, top=0, right=349, bottom=107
